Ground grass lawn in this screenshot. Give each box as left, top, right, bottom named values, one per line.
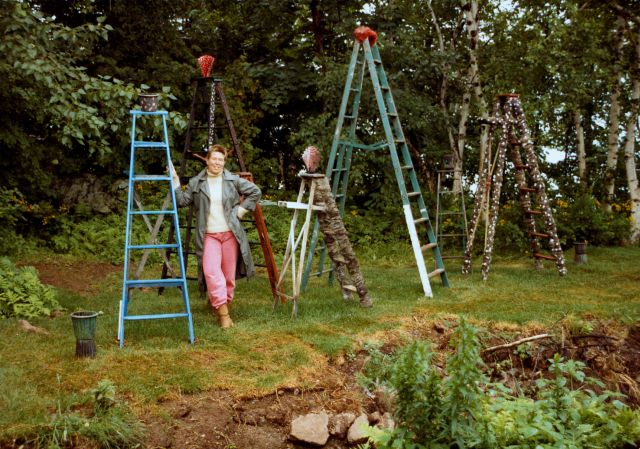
left=1, top=244, right=639, bottom=439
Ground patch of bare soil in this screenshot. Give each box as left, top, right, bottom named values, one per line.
left=141, top=384, right=376, bottom=449
left=27, top=261, right=121, bottom=296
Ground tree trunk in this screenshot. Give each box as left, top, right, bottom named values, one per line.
left=574, top=110, right=587, bottom=192
left=457, top=0, right=489, bottom=193
left=624, top=27, right=640, bottom=242
left=603, top=15, right=626, bottom=212
left=428, top=1, right=458, bottom=159
left=309, top=0, right=325, bottom=59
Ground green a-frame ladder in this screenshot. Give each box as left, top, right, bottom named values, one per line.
left=302, top=26, right=449, bottom=297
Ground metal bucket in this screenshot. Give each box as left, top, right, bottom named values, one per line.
left=71, top=310, right=98, bottom=340
left=140, top=94, right=159, bottom=112
left=573, top=242, right=587, bottom=265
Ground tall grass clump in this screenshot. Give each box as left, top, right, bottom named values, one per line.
left=22, top=379, right=144, bottom=449
left=362, top=318, right=640, bottom=449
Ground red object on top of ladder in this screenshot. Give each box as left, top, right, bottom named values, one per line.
left=197, top=55, right=215, bottom=78
left=353, top=26, right=377, bottom=45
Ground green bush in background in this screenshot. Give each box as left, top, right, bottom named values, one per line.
left=0, top=257, right=61, bottom=319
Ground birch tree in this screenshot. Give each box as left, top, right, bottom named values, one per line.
left=457, top=0, right=489, bottom=193
left=622, top=21, right=640, bottom=241
left=603, top=15, right=627, bottom=211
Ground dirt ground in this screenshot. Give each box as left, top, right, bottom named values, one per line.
left=21, top=261, right=640, bottom=449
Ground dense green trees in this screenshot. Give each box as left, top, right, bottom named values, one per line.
left=1, top=0, right=639, bottom=248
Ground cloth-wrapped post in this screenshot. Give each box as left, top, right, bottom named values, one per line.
left=311, top=176, right=373, bottom=307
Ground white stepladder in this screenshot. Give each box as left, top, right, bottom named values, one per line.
left=276, top=174, right=326, bottom=317
left=277, top=172, right=374, bottom=317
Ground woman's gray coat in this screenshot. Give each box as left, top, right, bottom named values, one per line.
left=174, top=168, right=261, bottom=293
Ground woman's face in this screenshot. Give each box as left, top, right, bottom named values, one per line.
left=207, top=151, right=226, bottom=175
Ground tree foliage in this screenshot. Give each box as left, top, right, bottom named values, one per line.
left=1, top=0, right=640, bottom=248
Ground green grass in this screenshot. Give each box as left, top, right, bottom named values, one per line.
left=1, top=244, right=639, bottom=441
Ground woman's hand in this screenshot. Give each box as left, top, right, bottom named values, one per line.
left=168, top=160, right=180, bottom=188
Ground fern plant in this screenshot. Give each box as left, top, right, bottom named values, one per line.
left=0, top=257, right=62, bottom=318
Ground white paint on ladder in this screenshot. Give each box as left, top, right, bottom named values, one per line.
left=404, top=204, right=433, bottom=298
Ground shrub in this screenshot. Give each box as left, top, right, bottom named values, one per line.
left=0, top=257, right=61, bottom=319
left=555, top=194, right=631, bottom=246
left=362, top=318, right=640, bottom=449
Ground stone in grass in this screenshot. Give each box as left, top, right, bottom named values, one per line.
left=329, top=412, right=356, bottom=439
left=347, top=413, right=370, bottom=444
left=289, top=411, right=330, bottom=446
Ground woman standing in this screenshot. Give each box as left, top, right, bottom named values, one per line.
left=171, top=144, right=261, bottom=328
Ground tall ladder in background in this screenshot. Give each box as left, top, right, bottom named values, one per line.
left=462, top=94, right=567, bottom=280
left=119, top=110, right=195, bottom=347
left=302, top=27, right=449, bottom=297
left=435, top=154, right=468, bottom=263
left=160, top=75, right=281, bottom=301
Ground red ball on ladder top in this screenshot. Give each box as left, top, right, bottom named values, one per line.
left=198, top=55, right=215, bottom=77
left=353, top=26, right=377, bottom=45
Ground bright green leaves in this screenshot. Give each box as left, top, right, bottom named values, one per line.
left=0, top=257, right=62, bottom=319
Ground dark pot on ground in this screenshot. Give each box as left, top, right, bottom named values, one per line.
left=573, top=241, right=587, bottom=265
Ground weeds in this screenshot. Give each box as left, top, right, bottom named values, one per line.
left=29, top=378, right=143, bottom=449
left=361, top=319, right=640, bottom=448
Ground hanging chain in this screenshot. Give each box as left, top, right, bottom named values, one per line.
left=207, top=80, right=217, bottom=147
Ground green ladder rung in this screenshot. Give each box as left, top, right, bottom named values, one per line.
left=124, top=313, right=190, bottom=321
left=128, top=243, right=179, bottom=250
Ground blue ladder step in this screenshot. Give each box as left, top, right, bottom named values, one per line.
left=133, top=141, right=168, bottom=148
left=127, top=243, right=180, bottom=250
left=130, top=210, right=177, bottom=215
left=130, top=110, right=168, bottom=116
left=126, top=279, right=186, bottom=288
left=132, top=175, right=172, bottom=182
left=124, top=312, right=190, bottom=321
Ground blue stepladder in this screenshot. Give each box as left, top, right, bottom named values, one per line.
left=118, top=110, right=195, bottom=347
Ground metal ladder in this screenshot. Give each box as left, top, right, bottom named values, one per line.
left=462, top=94, right=567, bottom=280
left=119, top=110, right=195, bottom=347
left=435, top=157, right=468, bottom=263
left=160, top=76, right=281, bottom=301
left=302, top=27, right=449, bottom=297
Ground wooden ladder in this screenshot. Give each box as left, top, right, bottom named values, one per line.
left=160, top=75, right=282, bottom=301
left=463, top=94, right=567, bottom=280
